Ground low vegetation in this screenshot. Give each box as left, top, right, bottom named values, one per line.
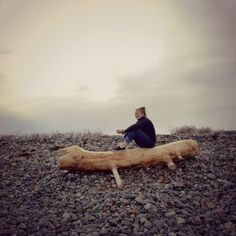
left=169, top=125, right=220, bottom=135
left=0, top=129, right=104, bottom=140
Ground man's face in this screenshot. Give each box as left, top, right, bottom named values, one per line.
left=135, top=109, right=144, bottom=120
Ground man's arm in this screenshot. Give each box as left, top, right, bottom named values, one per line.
left=124, top=118, right=148, bottom=133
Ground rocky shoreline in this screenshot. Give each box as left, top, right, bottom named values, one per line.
left=0, top=131, right=235, bottom=236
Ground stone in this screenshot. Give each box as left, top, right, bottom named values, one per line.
left=17, top=216, right=27, bottom=223
left=144, top=220, right=152, bottom=229
left=140, top=217, right=147, bottom=224
left=174, top=199, right=186, bottom=208
left=168, top=233, right=177, bottom=236
left=63, top=212, right=71, bottom=221
left=70, top=213, right=78, bottom=221
left=144, top=203, right=153, bottom=211
left=224, top=221, right=234, bottom=230
left=193, top=201, right=200, bottom=206
left=73, top=219, right=82, bottom=225
left=99, top=227, right=108, bottom=235
left=17, top=229, right=27, bottom=236
left=207, top=173, right=216, bottom=180
left=207, top=202, right=216, bottom=209
left=135, top=194, right=144, bottom=204
left=176, top=217, right=186, bottom=224
left=68, top=173, right=75, bottom=181
left=165, top=210, right=176, bottom=217
left=154, top=219, right=163, bottom=229
left=38, top=218, right=49, bottom=227
left=172, top=181, right=185, bottom=187
left=192, top=216, right=202, bottom=225
left=28, top=222, right=38, bottom=233
left=18, top=223, right=27, bottom=229
left=124, top=193, right=136, bottom=199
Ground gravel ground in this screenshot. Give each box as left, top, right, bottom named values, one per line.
left=0, top=131, right=236, bottom=236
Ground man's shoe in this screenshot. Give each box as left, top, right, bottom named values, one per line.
left=113, top=146, right=126, bottom=151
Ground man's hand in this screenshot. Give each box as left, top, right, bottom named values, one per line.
left=116, top=129, right=125, bottom=134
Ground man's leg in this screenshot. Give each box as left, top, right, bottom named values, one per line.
left=113, top=132, right=134, bottom=150
left=123, top=131, right=136, bottom=144
left=114, top=129, right=155, bottom=150
left=133, top=130, right=155, bottom=148
left=124, top=129, right=155, bottom=148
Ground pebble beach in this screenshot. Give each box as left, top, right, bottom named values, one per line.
left=0, top=131, right=235, bottom=236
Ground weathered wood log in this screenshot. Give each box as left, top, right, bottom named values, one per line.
left=57, top=139, right=199, bottom=188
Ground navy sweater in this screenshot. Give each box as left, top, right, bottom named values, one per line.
left=124, top=116, right=156, bottom=143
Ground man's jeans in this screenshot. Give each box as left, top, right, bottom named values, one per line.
left=124, top=129, right=155, bottom=148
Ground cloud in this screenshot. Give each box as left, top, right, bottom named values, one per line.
left=0, top=75, right=7, bottom=95
left=0, top=0, right=236, bottom=134
left=0, top=49, right=11, bottom=54
left=181, top=57, right=236, bottom=90
left=112, top=52, right=236, bottom=132
left=1, top=50, right=235, bottom=135
left=177, top=0, right=236, bottom=49
left=0, top=108, right=45, bottom=134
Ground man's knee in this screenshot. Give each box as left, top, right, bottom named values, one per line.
left=125, top=130, right=140, bottom=137
left=124, top=130, right=138, bottom=142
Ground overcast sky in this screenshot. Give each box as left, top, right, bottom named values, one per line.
left=0, top=0, right=235, bottom=135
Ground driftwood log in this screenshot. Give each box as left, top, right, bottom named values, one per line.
left=57, top=139, right=199, bottom=188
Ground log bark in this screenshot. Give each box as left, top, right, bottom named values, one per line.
left=57, top=139, right=199, bottom=188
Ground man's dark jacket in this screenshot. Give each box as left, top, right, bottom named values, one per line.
left=124, top=116, right=156, bottom=143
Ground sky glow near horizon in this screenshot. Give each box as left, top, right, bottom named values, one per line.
left=0, top=0, right=235, bottom=134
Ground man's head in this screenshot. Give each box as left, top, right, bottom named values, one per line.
left=135, top=106, right=146, bottom=119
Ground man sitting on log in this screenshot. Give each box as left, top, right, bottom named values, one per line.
left=113, top=106, right=156, bottom=150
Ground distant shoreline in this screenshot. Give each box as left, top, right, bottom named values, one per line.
left=1, top=129, right=236, bottom=139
